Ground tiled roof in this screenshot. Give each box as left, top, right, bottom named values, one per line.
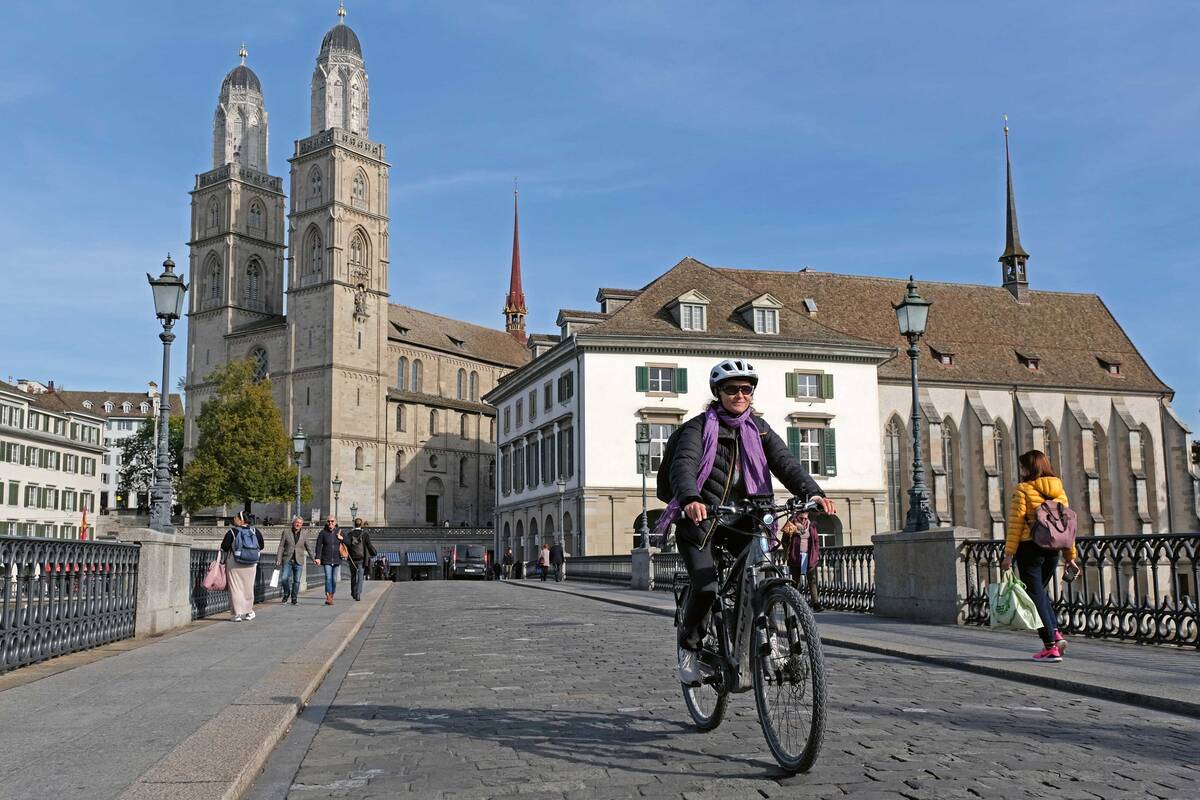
left=387, top=305, right=531, bottom=369
left=556, top=309, right=608, bottom=321
left=53, top=390, right=184, bottom=417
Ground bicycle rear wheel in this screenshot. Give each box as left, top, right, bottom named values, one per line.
left=679, top=600, right=729, bottom=731
left=752, top=582, right=826, bottom=772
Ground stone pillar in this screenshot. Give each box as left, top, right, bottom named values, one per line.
left=631, top=547, right=658, bottom=590
left=872, top=526, right=980, bottom=624
left=120, top=528, right=194, bottom=637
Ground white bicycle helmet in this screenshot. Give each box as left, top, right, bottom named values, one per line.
left=709, top=358, right=759, bottom=397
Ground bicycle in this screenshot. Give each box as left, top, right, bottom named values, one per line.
left=672, top=495, right=828, bottom=773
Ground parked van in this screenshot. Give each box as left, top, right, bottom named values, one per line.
left=450, top=544, right=489, bottom=580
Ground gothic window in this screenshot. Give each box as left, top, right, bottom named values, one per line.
left=306, top=227, right=324, bottom=277
left=941, top=418, right=957, bottom=525
left=249, top=347, right=269, bottom=382
left=248, top=199, right=264, bottom=231
left=459, top=414, right=468, bottom=439
left=395, top=405, right=406, bottom=431
left=309, top=166, right=323, bottom=200
left=488, top=458, right=495, bottom=489
left=1044, top=421, right=1059, bottom=471
left=884, top=418, right=904, bottom=532
left=205, top=254, right=222, bottom=302
left=459, top=457, right=468, bottom=487
left=395, top=450, right=405, bottom=481
left=456, top=369, right=466, bottom=400
left=993, top=422, right=1007, bottom=489
left=429, top=410, right=438, bottom=435
left=397, top=357, right=407, bottom=388
left=207, top=199, right=219, bottom=230
left=348, top=231, right=367, bottom=277
left=469, top=371, right=479, bottom=402
left=352, top=170, right=367, bottom=205
left=411, top=359, right=423, bottom=393
left=355, top=446, right=364, bottom=470
left=244, top=259, right=261, bottom=303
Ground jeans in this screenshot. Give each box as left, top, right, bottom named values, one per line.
left=323, top=563, right=339, bottom=595
left=348, top=560, right=364, bottom=599
left=1015, top=540, right=1061, bottom=646
left=553, top=563, right=564, bottom=582
left=279, top=561, right=303, bottom=602
left=676, top=519, right=753, bottom=650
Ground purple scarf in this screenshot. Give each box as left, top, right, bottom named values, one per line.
left=655, top=403, right=772, bottom=535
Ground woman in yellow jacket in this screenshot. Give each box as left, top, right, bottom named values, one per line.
left=1001, top=450, right=1078, bottom=662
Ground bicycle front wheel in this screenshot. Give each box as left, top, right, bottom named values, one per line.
left=752, top=582, right=826, bottom=773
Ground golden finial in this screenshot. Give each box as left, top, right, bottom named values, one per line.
left=338, top=1, right=346, bottom=22
left=1003, top=113, right=1009, bottom=135
left=239, top=43, right=248, bottom=65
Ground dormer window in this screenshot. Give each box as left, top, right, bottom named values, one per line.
left=1016, top=350, right=1040, bottom=371
left=754, top=309, right=779, bottom=335
left=121, top=402, right=132, bottom=413
left=103, top=402, right=113, bottom=412
left=803, top=298, right=818, bottom=314
left=930, top=345, right=955, bottom=367
left=140, top=402, right=150, bottom=413
left=82, top=400, right=93, bottom=410
left=448, top=335, right=465, bottom=349
left=1098, top=356, right=1122, bottom=376
left=681, top=304, right=706, bottom=331
left=738, top=293, right=783, bottom=335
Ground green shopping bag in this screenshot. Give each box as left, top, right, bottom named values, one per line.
left=987, top=570, right=1041, bottom=631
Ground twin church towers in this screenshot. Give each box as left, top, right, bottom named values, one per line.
left=184, top=7, right=529, bottom=525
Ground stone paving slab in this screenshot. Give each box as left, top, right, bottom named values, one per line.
left=509, top=579, right=1200, bottom=718
left=264, top=582, right=1200, bottom=799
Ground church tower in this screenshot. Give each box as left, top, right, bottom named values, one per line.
left=184, top=47, right=287, bottom=460
left=504, top=188, right=528, bottom=343
left=999, top=118, right=1030, bottom=303
left=286, top=4, right=391, bottom=523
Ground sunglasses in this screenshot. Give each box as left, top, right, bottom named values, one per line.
left=720, top=384, right=755, bottom=397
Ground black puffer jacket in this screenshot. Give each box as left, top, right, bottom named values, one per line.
left=669, top=410, right=825, bottom=513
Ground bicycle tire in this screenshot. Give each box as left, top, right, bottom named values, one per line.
left=677, top=591, right=729, bottom=732
left=752, top=582, right=826, bottom=773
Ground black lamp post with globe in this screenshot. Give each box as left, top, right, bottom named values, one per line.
left=893, top=277, right=938, bottom=533
left=146, top=256, right=188, bottom=534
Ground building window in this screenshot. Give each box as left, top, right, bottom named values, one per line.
left=348, top=232, right=366, bottom=274
left=248, top=200, right=264, bottom=230
left=541, top=435, right=555, bottom=483
left=557, top=372, right=574, bottom=402
left=309, top=166, right=323, bottom=199
left=352, top=171, right=367, bottom=204
left=528, top=390, right=537, bottom=421
left=245, top=260, right=261, bottom=302
left=680, top=303, right=706, bottom=331
left=526, top=438, right=539, bottom=486
left=789, top=373, right=820, bottom=399
left=430, top=453, right=440, bottom=470
left=411, top=359, right=423, bottom=393
left=515, top=399, right=523, bottom=427
left=460, top=414, right=469, bottom=439
left=504, top=408, right=511, bottom=434
left=543, top=382, right=553, bottom=411
left=429, top=410, right=438, bottom=436
left=397, top=357, right=407, bottom=388
left=789, top=427, right=823, bottom=474
left=306, top=227, right=324, bottom=277
left=513, top=443, right=525, bottom=492
left=206, top=256, right=222, bottom=301
left=646, top=423, right=676, bottom=473
left=636, top=366, right=686, bottom=394
left=459, top=457, right=468, bottom=487
left=396, top=405, right=406, bottom=431
left=354, top=446, right=364, bottom=470
left=207, top=199, right=220, bottom=229
left=456, top=369, right=466, bottom=400
left=469, top=371, right=479, bottom=402
left=884, top=419, right=903, bottom=531
left=753, top=308, right=779, bottom=335
left=249, top=347, right=269, bottom=381
left=649, top=367, right=674, bottom=393
left=993, top=424, right=1007, bottom=486
left=395, top=450, right=405, bottom=482
left=941, top=421, right=957, bottom=525
left=558, top=426, right=575, bottom=478
left=1044, top=422, right=1059, bottom=470
left=140, top=402, right=149, bottom=413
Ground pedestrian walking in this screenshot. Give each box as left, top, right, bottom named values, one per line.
left=221, top=511, right=264, bottom=622
left=538, top=544, right=550, bottom=582
left=502, top=548, right=514, bottom=581
left=780, top=511, right=822, bottom=611
left=276, top=517, right=313, bottom=606
left=1002, top=449, right=1077, bottom=663
left=346, top=517, right=377, bottom=601
left=313, top=515, right=345, bottom=605
left=549, top=540, right=565, bottom=582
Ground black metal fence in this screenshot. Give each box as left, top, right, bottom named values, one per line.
left=813, top=545, right=876, bottom=613
left=652, top=553, right=684, bottom=592
left=567, top=555, right=634, bottom=586
left=189, top=549, right=284, bottom=620
left=961, top=534, right=1199, bottom=648
left=0, top=536, right=139, bottom=675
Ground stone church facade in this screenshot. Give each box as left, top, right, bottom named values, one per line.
left=184, top=13, right=529, bottom=526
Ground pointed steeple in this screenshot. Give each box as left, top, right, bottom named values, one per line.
left=999, top=116, right=1030, bottom=302
left=504, top=183, right=528, bottom=343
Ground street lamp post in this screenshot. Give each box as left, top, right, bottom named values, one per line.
left=556, top=477, right=566, bottom=548
left=635, top=425, right=652, bottom=550
left=331, top=475, right=342, bottom=523
left=146, top=255, right=188, bottom=534
left=893, top=276, right=938, bottom=533
left=350, top=502, right=359, bottom=523
left=291, top=426, right=306, bottom=520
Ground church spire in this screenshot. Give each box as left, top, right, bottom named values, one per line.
left=504, top=183, right=528, bottom=344
left=999, top=115, right=1030, bottom=302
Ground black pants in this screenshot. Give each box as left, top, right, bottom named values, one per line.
left=677, top=519, right=753, bottom=650
left=348, top=559, right=364, bottom=600
left=1015, top=540, right=1060, bottom=646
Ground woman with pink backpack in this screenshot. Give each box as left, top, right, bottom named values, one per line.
left=1002, top=450, right=1079, bottom=663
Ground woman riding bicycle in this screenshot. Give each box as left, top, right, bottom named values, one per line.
left=659, top=358, right=836, bottom=686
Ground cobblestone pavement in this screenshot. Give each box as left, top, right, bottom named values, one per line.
left=280, top=582, right=1199, bottom=799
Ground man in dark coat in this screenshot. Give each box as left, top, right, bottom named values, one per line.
left=345, top=517, right=377, bottom=601
left=549, top=541, right=565, bottom=582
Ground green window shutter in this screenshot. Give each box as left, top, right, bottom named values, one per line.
left=820, top=373, right=834, bottom=399
left=822, top=428, right=838, bottom=477
left=635, top=366, right=649, bottom=392
left=786, top=426, right=800, bottom=459
left=785, top=372, right=797, bottom=398
left=674, top=368, right=688, bottom=393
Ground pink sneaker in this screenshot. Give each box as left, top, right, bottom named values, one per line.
left=1053, top=633, right=1067, bottom=655
left=1033, top=645, right=1062, bottom=663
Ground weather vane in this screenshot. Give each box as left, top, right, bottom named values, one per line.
left=239, top=43, right=248, bottom=65
left=338, top=1, right=346, bottom=22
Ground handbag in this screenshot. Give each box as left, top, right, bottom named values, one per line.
left=987, top=570, right=1041, bottom=631
left=269, top=568, right=280, bottom=588
left=202, top=558, right=227, bottom=591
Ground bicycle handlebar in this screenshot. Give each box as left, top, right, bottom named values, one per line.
left=707, top=496, right=823, bottom=521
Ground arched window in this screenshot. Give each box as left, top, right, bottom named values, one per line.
left=395, top=405, right=406, bottom=431
left=430, top=453, right=439, bottom=469
left=456, top=368, right=466, bottom=400
left=306, top=227, right=324, bottom=277
left=429, top=409, right=438, bottom=435
left=395, top=450, right=405, bottom=481
left=515, top=520, right=524, bottom=557
left=941, top=418, right=957, bottom=525
left=529, top=518, right=539, bottom=552
left=304, top=445, right=312, bottom=468
left=993, top=422, right=1008, bottom=490
left=469, top=371, right=479, bottom=401
left=354, top=446, right=364, bottom=470
left=309, top=166, right=323, bottom=199
left=121, top=402, right=131, bottom=413
left=244, top=259, right=261, bottom=302
left=205, top=254, right=222, bottom=301
left=459, top=414, right=468, bottom=439
left=884, top=418, right=904, bottom=531
left=249, top=347, right=269, bottom=382
left=397, top=357, right=407, bottom=388
left=352, top=170, right=367, bottom=204
left=488, top=458, right=495, bottom=489
left=348, top=231, right=367, bottom=275
left=1044, top=421, right=1059, bottom=472
left=248, top=199, right=264, bottom=230
left=459, top=457, right=468, bottom=487
left=207, top=198, right=219, bottom=229
left=411, top=359, right=423, bottom=392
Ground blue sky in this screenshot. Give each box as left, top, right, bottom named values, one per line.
left=2, top=2, right=1197, bottom=431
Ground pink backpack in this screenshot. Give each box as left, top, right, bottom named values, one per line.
left=1030, top=500, right=1077, bottom=550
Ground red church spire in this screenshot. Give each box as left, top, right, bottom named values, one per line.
left=504, top=184, right=528, bottom=343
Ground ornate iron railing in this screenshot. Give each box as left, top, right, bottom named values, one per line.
left=189, top=548, right=284, bottom=620
left=961, top=534, right=1200, bottom=648
left=567, top=555, right=633, bottom=586
left=813, top=545, right=875, bottom=613
left=0, top=535, right=139, bottom=674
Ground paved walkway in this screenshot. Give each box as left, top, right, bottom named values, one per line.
left=0, top=580, right=389, bottom=800
left=511, top=579, right=1200, bottom=718
left=254, top=582, right=1200, bottom=799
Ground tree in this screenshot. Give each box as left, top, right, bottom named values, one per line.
left=116, top=414, right=183, bottom=503
left=179, top=358, right=312, bottom=515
